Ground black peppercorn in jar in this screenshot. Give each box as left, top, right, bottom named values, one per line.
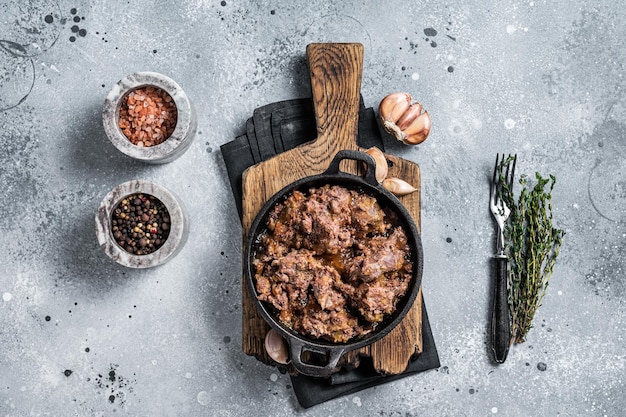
left=110, top=193, right=171, bottom=255
left=96, top=180, right=188, bottom=269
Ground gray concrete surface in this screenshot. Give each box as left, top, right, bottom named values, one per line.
left=1, top=0, right=625, bottom=416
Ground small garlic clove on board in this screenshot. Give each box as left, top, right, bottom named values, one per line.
left=365, top=146, right=388, bottom=183
left=379, top=92, right=431, bottom=145
left=382, top=177, right=418, bottom=196
left=265, top=329, right=289, bottom=364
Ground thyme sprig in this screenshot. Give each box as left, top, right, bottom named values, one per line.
left=498, top=157, right=565, bottom=344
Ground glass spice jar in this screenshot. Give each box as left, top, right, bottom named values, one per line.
left=96, top=180, right=189, bottom=268
left=102, top=72, right=196, bottom=164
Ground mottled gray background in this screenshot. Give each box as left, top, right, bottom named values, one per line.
left=1, top=0, right=625, bottom=416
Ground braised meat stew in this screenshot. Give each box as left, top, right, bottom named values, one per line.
left=251, top=184, right=414, bottom=343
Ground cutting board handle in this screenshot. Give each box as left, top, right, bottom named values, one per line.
left=306, top=43, right=364, bottom=154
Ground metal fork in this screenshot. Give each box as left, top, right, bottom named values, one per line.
left=489, top=153, right=516, bottom=363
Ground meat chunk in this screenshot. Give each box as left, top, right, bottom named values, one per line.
left=350, top=192, right=388, bottom=237
left=311, top=270, right=345, bottom=311
left=354, top=273, right=409, bottom=323
left=299, top=304, right=365, bottom=343
left=347, top=228, right=410, bottom=282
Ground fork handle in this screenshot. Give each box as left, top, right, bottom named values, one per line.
left=491, top=255, right=511, bottom=363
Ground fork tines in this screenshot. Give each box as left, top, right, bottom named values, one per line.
left=493, top=154, right=517, bottom=191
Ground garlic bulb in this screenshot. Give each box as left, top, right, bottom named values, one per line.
left=382, top=177, right=418, bottom=196
left=379, top=92, right=431, bottom=145
left=365, top=146, right=388, bottom=183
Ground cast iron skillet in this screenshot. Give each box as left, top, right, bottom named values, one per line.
left=244, top=149, right=423, bottom=378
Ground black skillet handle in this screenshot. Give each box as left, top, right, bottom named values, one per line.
left=323, top=150, right=379, bottom=186
left=491, top=255, right=511, bottom=363
left=289, top=339, right=346, bottom=378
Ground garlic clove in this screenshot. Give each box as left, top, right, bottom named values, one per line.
left=402, top=112, right=431, bottom=145
left=265, top=329, right=289, bottom=364
left=365, top=147, right=388, bottom=183
left=379, top=92, right=411, bottom=124
left=396, top=102, right=423, bottom=131
left=382, top=177, right=418, bottom=196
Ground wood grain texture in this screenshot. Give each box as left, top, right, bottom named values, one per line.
left=241, top=43, right=422, bottom=375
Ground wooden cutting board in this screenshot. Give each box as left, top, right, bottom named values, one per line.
left=241, top=43, right=422, bottom=375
